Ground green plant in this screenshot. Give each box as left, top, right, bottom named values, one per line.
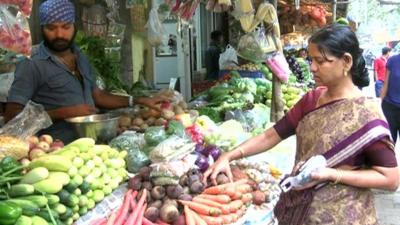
left=75, top=31, right=128, bottom=92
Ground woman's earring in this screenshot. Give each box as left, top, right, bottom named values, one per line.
left=344, top=70, right=348, bottom=77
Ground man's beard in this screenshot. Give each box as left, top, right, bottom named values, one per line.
left=42, top=31, right=76, bottom=52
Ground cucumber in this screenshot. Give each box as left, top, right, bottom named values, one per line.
left=79, top=181, right=91, bottom=194
left=33, top=178, right=63, bottom=194
left=59, top=207, right=73, bottom=221
left=92, top=190, right=104, bottom=203
left=29, top=155, right=72, bottom=172
left=78, top=206, right=87, bottom=216
left=58, top=190, right=71, bottom=205
left=64, top=182, right=78, bottom=193
left=7, top=184, right=35, bottom=197
left=65, top=194, right=79, bottom=207
left=15, top=215, right=32, bottom=225
left=53, top=203, right=67, bottom=215
left=72, top=212, right=79, bottom=221
left=5, top=199, right=39, bottom=216
left=20, top=167, right=49, bottom=184
left=31, top=215, right=49, bottom=225
left=17, top=195, right=48, bottom=207
left=45, top=194, right=60, bottom=205
left=37, top=209, right=59, bottom=222
left=63, top=218, right=73, bottom=225
left=48, top=172, right=70, bottom=186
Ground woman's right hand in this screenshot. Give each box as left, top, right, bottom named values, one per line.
left=203, top=153, right=233, bottom=186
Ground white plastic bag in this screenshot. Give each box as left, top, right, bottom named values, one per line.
left=146, top=7, right=167, bottom=46
left=219, top=45, right=238, bottom=70
left=0, top=7, right=32, bottom=55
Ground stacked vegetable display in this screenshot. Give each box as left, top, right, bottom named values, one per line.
left=0, top=137, right=128, bottom=225
left=194, top=76, right=272, bottom=123
left=118, top=89, right=197, bottom=134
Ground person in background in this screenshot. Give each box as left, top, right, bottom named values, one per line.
left=204, top=24, right=398, bottom=225
left=5, top=0, right=166, bottom=143
left=374, top=47, right=391, bottom=97
left=205, top=30, right=224, bottom=80
left=381, top=52, right=400, bottom=144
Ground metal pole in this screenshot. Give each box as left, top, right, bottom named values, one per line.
left=333, top=0, right=337, bottom=22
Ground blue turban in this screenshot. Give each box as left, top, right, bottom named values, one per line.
left=39, top=0, right=75, bottom=25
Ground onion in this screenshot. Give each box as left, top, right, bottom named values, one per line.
left=208, top=146, right=221, bottom=161
left=194, top=143, right=207, bottom=156
left=195, top=154, right=209, bottom=172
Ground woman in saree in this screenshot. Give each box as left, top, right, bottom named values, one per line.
left=203, top=24, right=399, bottom=225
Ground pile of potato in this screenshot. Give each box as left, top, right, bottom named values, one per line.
left=117, top=91, right=191, bottom=133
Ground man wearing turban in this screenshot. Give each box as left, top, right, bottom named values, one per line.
left=5, top=0, right=166, bottom=143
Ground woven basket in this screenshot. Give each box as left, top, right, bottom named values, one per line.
left=130, top=5, right=147, bottom=33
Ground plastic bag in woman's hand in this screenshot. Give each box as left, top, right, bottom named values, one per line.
left=0, top=7, right=32, bottom=55
left=146, top=7, right=167, bottom=46
left=0, top=0, right=33, bottom=16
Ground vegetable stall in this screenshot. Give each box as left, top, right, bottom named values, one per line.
left=0, top=88, right=295, bottom=225
left=0, top=0, right=342, bottom=224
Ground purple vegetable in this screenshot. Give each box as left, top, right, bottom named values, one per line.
left=195, top=154, right=209, bottom=172
left=194, top=143, right=208, bottom=156
left=208, top=146, right=221, bottom=160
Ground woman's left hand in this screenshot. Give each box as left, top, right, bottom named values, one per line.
left=293, top=167, right=337, bottom=191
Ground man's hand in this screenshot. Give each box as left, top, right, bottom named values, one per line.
left=135, top=96, right=170, bottom=111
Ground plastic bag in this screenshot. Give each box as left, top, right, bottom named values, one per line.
left=150, top=154, right=197, bottom=178
left=110, top=131, right=150, bottom=173
left=266, top=52, right=291, bottom=83
left=144, top=126, right=167, bottom=146
left=126, top=146, right=150, bottom=173
left=0, top=0, right=32, bottom=16
left=0, top=7, right=32, bottom=56
left=109, top=130, right=146, bottom=151
left=0, top=101, right=52, bottom=160
left=219, top=45, right=238, bottom=70
left=146, top=7, right=167, bottom=46
left=149, top=135, right=195, bottom=162
left=236, top=27, right=274, bottom=63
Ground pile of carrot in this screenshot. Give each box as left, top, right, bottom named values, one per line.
left=92, top=189, right=160, bottom=225
left=180, top=179, right=254, bottom=225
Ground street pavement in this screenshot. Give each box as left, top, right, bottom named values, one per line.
left=362, top=69, right=400, bottom=225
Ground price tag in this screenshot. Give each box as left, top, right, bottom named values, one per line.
left=169, top=77, right=178, bottom=90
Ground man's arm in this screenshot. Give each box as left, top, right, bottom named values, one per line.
left=92, top=88, right=129, bottom=109
left=92, top=88, right=168, bottom=110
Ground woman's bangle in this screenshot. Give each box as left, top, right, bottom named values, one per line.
left=334, top=169, right=343, bottom=184
left=237, top=146, right=245, bottom=159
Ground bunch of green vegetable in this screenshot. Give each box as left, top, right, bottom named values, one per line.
left=194, top=76, right=272, bottom=122
left=75, top=31, right=128, bottom=92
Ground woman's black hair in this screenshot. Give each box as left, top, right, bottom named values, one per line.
left=308, top=24, right=369, bottom=88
